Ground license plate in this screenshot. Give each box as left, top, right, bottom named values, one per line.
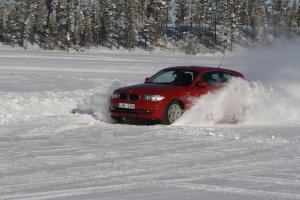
left=118, top=103, right=135, bottom=110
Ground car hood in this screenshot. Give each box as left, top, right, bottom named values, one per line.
left=116, top=83, right=186, bottom=95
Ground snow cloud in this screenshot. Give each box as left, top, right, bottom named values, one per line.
left=176, top=41, right=300, bottom=126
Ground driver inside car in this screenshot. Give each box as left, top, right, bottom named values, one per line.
left=173, top=71, right=192, bottom=86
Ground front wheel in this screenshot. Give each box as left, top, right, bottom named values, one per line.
left=162, top=101, right=183, bottom=125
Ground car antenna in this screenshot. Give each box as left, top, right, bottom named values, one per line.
left=218, top=50, right=225, bottom=69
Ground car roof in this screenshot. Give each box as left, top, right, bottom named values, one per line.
left=166, top=66, right=244, bottom=77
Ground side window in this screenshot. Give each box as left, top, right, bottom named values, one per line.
left=152, top=70, right=176, bottom=83
left=201, top=71, right=221, bottom=86
left=220, top=72, right=232, bottom=82
left=220, top=72, right=239, bottom=82
left=222, top=73, right=231, bottom=80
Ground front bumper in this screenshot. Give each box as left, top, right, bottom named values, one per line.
left=110, top=99, right=166, bottom=120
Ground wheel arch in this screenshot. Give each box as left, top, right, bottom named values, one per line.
left=168, top=99, right=185, bottom=110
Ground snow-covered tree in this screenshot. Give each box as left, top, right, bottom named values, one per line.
left=124, top=0, right=138, bottom=49
left=47, top=0, right=59, bottom=49
left=175, top=0, right=188, bottom=38
left=1, top=0, right=300, bottom=52
left=192, top=0, right=211, bottom=46
left=240, top=0, right=250, bottom=26
left=289, top=0, right=298, bottom=33
left=272, top=0, right=290, bottom=37
left=144, top=0, right=166, bottom=49
left=21, top=0, right=48, bottom=47
left=162, top=0, right=172, bottom=35
left=175, top=0, right=188, bottom=25
left=13, top=0, right=32, bottom=47
left=83, top=1, right=94, bottom=48
left=111, top=0, right=125, bottom=48
left=52, top=0, right=72, bottom=49
left=221, top=0, right=242, bottom=50
left=251, top=0, right=267, bottom=42
left=298, top=0, right=300, bottom=33
left=0, top=0, right=9, bottom=42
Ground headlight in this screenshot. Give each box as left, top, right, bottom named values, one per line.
left=111, top=92, right=120, bottom=99
left=144, top=94, right=165, bottom=102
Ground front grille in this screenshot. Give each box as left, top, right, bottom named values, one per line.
left=119, top=93, right=139, bottom=101
left=120, top=93, right=127, bottom=100
left=129, top=94, right=139, bottom=101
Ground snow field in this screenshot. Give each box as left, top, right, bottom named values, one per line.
left=0, top=91, right=78, bottom=125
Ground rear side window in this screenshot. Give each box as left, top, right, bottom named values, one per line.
left=222, top=73, right=232, bottom=80
left=201, top=71, right=241, bottom=86
left=220, top=72, right=240, bottom=82
left=201, top=71, right=222, bottom=86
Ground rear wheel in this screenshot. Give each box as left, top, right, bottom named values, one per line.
left=162, top=101, right=183, bottom=125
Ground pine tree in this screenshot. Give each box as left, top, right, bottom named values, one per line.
left=298, top=0, right=300, bottom=33
left=83, top=1, right=94, bottom=48
left=137, top=0, right=147, bottom=46
left=188, top=0, right=197, bottom=33
left=240, top=0, right=250, bottom=27
left=70, top=0, right=80, bottom=49
left=163, top=0, right=172, bottom=36
left=193, top=0, right=211, bottom=47
left=175, top=0, right=188, bottom=38
left=55, top=0, right=71, bottom=49
left=221, top=0, right=242, bottom=50
left=175, top=0, right=188, bottom=25
left=289, top=0, right=298, bottom=34
left=5, top=5, right=17, bottom=44
left=124, top=0, right=138, bottom=49
left=145, top=15, right=157, bottom=49
left=35, top=0, right=47, bottom=47
left=272, top=0, right=290, bottom=37
left=0, top=0, right=3, bottom=41
left=47, top=0, right=59, bottom=49
left=251, top=0, right=267, bottom=42
left=91, top=2, right=102, bottom=46
left=0, top=0, right=8, bottom=42
left=75, top=4, right=86, bottom=47
left=282, top=0, right=291, bottom=36
left=112, top=0, right=125, bottom=48
left=144, top=0, right=165, bottom=49
left=156, top=0, right=169, bottom=37
left=97, top=0, right=114, bottom=46
left=21, top=0, right=47, bottom=47
left=14, top=0, right=32, bottom=47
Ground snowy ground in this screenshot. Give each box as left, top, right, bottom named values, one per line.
left=0, top=45, right=300, bottom=200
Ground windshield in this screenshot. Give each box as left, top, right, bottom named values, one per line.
left=147, top=69, right=197, bottom=86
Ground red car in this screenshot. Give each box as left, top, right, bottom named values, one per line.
left=110, top=66, right=244, bottom=124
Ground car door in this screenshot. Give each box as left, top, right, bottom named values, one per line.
left=198, top=71, right=222, bottom=94
left=183, top=71, right=221, bottom=108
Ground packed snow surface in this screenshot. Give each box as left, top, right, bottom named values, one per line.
left=1, top=44, right=300, bottom=200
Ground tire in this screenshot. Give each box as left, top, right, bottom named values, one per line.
left=162, top=101, right=183, bottom=125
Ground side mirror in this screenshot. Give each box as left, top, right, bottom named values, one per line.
left=145, top=77, right=150, bottom=83
left=196, top=81, right=208, bottom=88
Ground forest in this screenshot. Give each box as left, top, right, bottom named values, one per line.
left=0, top=0, right=299, bottom=53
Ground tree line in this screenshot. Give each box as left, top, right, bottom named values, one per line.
left=0, top=0, right=299, bottom=53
